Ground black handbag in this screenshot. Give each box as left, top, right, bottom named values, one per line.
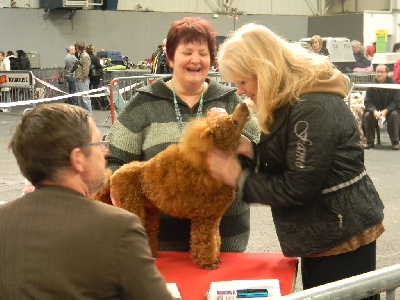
left=90, top=64, right=100, bottom=77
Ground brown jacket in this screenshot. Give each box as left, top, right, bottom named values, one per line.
left=74, top=50, right=91, bottom=81
left=0, top=186, right=172, bottom=300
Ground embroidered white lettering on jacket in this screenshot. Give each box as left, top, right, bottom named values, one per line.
left=294, top=121, right=313, bottom=168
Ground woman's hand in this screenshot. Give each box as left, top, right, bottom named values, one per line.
left=236, top=135, right=254, bottom=159
left=207, top=107, right=227, bottom=117
left=206, top=149, right=242, bottom=190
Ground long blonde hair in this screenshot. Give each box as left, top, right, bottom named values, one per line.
left=218, top=23, right=334, bottom=134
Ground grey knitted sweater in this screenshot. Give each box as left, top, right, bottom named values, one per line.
left=106, top=76, right=260, bottom=252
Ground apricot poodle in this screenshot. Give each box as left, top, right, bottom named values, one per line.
left=93, top=102, right=249, bottom=269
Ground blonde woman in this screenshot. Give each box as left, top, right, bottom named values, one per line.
left=207, top=23, right=383, bottom=299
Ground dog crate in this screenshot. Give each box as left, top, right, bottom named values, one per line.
left=299, top=37, right=356, bottom=72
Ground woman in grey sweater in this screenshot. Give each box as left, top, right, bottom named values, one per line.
left=105, top=17, right=260, bottom=252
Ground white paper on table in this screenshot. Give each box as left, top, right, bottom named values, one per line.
left=166, top=282, right=182, bottom=300
left=207, top=279, right=281, bottom=300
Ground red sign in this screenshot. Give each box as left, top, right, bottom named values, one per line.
left=0, top=75, right=7, bottom=85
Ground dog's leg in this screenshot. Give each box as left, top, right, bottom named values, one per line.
left=110, top=164, right=155, bottom=251
left=190, top=217, right=221, bottom=270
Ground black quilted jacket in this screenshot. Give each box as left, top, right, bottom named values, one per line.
left=242, top=92, right=384, bottom=257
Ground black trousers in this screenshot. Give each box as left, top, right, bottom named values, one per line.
left=364, top=111, right=400, bottom=144
left=301, top=241, right=379, bottom=300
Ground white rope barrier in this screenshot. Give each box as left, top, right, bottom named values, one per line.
left=0, top=75, right=141, bottom=108
left=353, top=83, right=400, bottom=89
left=0, top=86, right=108, bottom=108
left=33, top=76, right=68, bottom=94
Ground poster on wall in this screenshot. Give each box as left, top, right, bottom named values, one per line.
left=375, top=30, right=388, bottom=53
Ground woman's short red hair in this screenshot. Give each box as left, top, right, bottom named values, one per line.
left=166, top=17, right=216, bottom=65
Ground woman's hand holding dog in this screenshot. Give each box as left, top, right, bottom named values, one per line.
left=207, top=136, right=254, bottom=190
left=236, top=135, right=254, bottom=160
left=207, top=149, right=241, bottom=190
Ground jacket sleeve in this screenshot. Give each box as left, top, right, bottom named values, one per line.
left=354, top=54, right=371, bottom=68
left=242, top=101, right=339, bottom=208
left=117, top=214, right=173, bottom=300
left=364, top=87, right=377, bottom=113
left=393, top=61, right=400, bottom=83
left=386, top=82, right=400, bottom=112
left=94, top=56, right=103, bottom=70
left=81, top=55, right=91, bottom=78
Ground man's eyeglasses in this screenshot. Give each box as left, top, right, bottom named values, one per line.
left=81, top=141, right=110, bottom=152
left=376, top=71, right=387, bottom=74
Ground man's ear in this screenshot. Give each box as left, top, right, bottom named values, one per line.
left=70, top=148, right=86, bottom=173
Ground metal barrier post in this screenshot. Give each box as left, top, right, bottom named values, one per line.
left=108, top=78, right=118, bottom=124
left=281, top=264, right=400, bottom=300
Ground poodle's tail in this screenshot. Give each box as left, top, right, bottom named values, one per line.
left=92, top=169, right=113, bottom=205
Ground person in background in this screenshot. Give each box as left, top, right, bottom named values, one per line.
left=151, top=42, right=162, bottom=63
left=366, top=43, right=376, bottom=59
left=363, top=64, right=400, bottom=150
left=86, top=44, right=103, bottom=91
left=0, top=51, right=11, bottom=113
left=0, top=51, right=5, bottom=70
left=351, top=40, right=372, bottom=69
left=207, top=23, right=384, bottom=300
left=74, top=41, right=92, bottom=114
left=86, top=44, right=104, bottom=110
left=2, top=51, right=11, bottom=70
left=7, top=51, right=19, bottom=70
left=392, top=42, right=400, bottom=83
left=65, top=45, right=78, bottom=105
left=310, top=35, right=329, bottom=56
left=16, top=49, right=31, bottom=70
left=0, top=103, right=173, bottom=300
left=105, top=17, right=260, bottom=252
left=151, top=38, right=171, bottom=74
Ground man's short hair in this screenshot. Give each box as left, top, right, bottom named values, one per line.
left=393, top=43, right=400, bottom=52
left=66, top=45, right=75, bottom=52
left=351, top=40, right=361, bottom=48
left=75, top=41, right=86, bottom=52
left=376, top=64, right=389, bottom=73
left=8, top=103, right=92, bottom=186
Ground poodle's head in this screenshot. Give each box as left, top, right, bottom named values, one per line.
left=180, top=103, right=249, bottom=164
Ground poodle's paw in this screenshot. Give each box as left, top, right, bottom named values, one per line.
left=202, top=262, right=220, bottom=270
left=201, top=259, right=221, bottom=270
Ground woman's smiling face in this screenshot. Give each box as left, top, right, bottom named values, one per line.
left=169, top=41, right=211, bottom=86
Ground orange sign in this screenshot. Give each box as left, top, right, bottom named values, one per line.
left=0, top=75, right=7, bottom=85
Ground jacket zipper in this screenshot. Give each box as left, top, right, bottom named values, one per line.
left=321, top=205, right=344, bottom=229
left=337, top=213, right=343, bottom=229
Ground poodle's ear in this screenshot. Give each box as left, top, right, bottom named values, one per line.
left=199, top=127, right=213, bottom=140
left=190, top=126, right=213, bottom=153
left=180, top=120, right=213, bottom=154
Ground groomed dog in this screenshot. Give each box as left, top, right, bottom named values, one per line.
left=93, top=102, right=249, bottom=269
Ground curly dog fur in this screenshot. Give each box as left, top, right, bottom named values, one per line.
left=93, top=103, right=249, bottom=269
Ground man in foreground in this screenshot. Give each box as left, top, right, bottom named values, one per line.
left=0, top=103, right=172, bottom=299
